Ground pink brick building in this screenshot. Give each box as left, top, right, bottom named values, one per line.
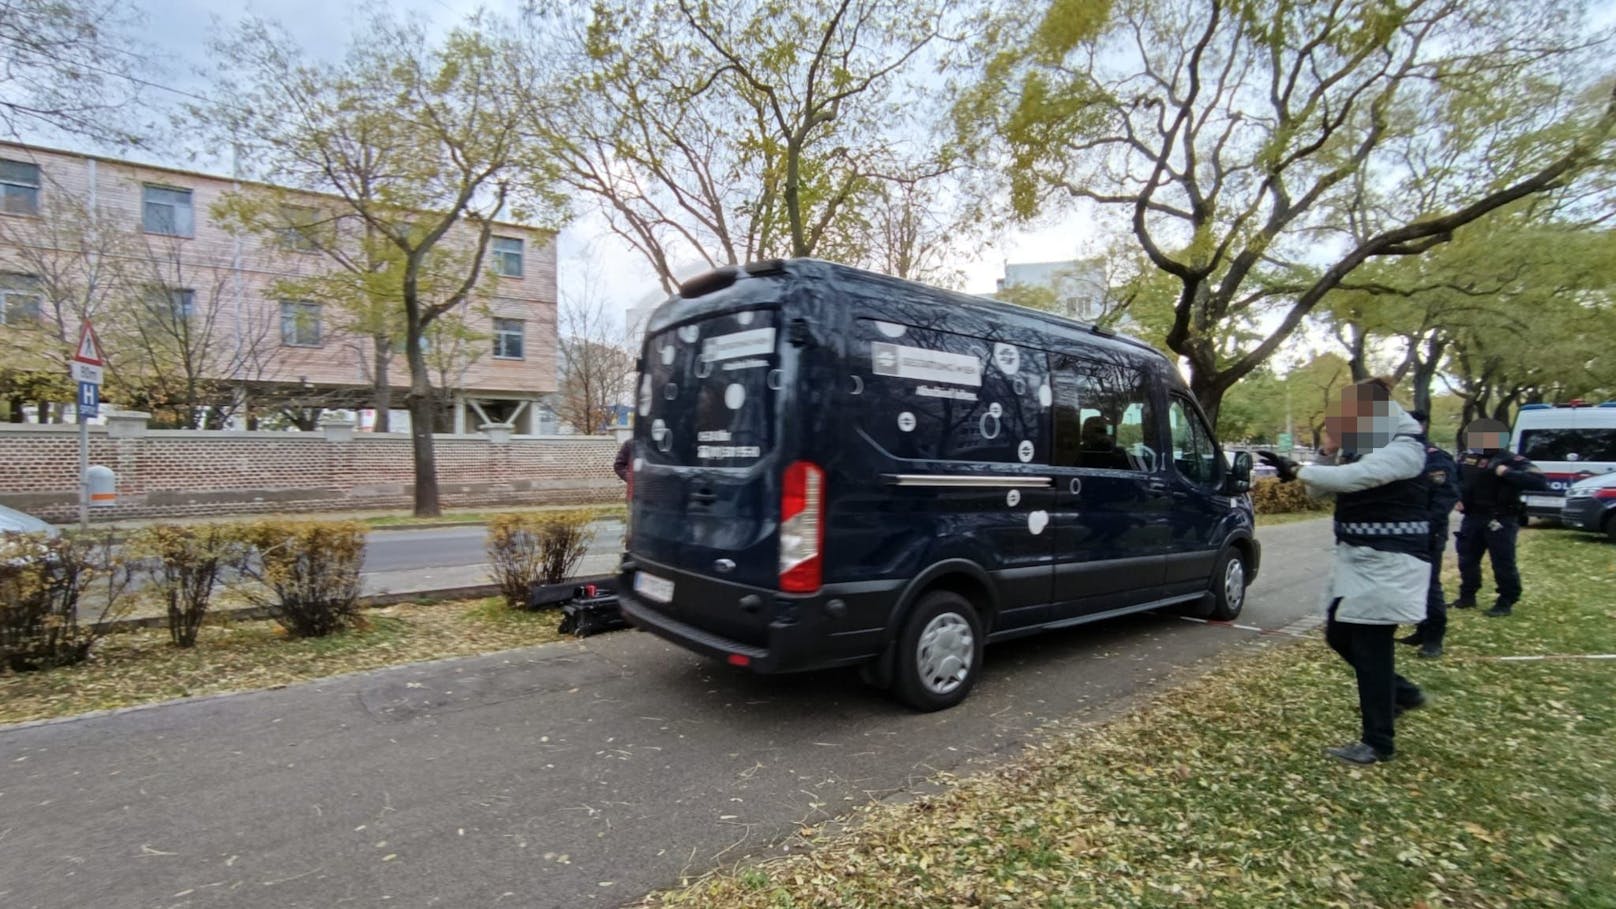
left=0, top=141, right=558, bottom=433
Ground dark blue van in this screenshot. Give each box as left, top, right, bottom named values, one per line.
left=618, top=259, right=1259, bottom=710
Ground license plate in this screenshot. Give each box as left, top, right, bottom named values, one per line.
left=1526, top=495, right=1561, bottom=509
left=635, top=571, right=675, bottom=603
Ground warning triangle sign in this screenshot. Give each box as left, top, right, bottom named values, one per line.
left=74, top=321, right=103, bottom=366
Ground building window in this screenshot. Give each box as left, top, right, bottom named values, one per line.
left=280, top=300, right=322, bottom=347
left=493, top=318, right=524, bottom=359
left=143, top=185, right=194, bottom=237
left=279, top=204, right=321, bottom=252
left=0, top=274, right=42, bottom=324
left=0, top=160, right=40, bottom=216
left=492, top=236, right=524, bottom=278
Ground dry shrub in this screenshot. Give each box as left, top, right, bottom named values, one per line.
left=486, top=510, right=599, bottom=608
left=0, top=532, right=134, bottom=671
left=1250, top=478, right=1330, bottom=515
left=129, top=523, right=246, bottom=648
left=233, top=520, right=367, bottom=638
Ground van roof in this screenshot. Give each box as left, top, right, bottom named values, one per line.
left=648, top=258, right=1166, bottom=361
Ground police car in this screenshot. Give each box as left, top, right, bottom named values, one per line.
left=1509, top=401, right=1616, bottom=521
left=1561, top=472, right=1616, bottom=540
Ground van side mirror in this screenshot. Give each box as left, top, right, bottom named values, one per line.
left=1225, top=451, right=1254, bottom=495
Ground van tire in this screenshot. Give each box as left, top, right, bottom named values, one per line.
left=1209, top=548, right=1247, bottom=621
left=892, top=590, right=984, bottom=712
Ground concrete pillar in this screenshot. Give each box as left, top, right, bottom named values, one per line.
left=320, top=418, right=357, bottom=443
left=104, top=411, right=150, bottom=439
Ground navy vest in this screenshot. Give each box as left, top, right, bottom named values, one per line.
left=1333, top=438, right=1433, bottom=561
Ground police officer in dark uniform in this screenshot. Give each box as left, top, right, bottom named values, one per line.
left=1450, top=418, right=1548, bottom=617
left=1397, top=410, right=1460, bottom=658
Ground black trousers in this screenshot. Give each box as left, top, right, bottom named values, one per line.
left=1416, top=532, right=1448, bottom=644
left=1456, top=513, right=1521, bottom=606
left=1326, top=599, right=1423, bottom=756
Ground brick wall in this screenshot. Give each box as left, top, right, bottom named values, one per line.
left=0, top=425, right=623, bottom=522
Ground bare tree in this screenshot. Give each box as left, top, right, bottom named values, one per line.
left=554, top=287, right=633, bottom=435
left=0, top=0, right=151, bottom=145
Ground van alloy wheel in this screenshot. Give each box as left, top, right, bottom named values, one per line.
left=916, top=613, right=974, bottom=695
left=1207, top=549, right=1246, bottom=621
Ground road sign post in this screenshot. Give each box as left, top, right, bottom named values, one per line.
left=72, top=321, right=104, bottom=530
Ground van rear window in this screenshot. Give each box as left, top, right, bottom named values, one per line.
left=852, top=318, right=1048, bottom=464
left=1518, top=428, right=1616, bottom=462
left=637, top=311, right=778, bottom=467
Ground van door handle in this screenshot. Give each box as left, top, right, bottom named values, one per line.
left=690, top=489, right=717, bottom=505
left=1146, top=479, right=1169, bottom=493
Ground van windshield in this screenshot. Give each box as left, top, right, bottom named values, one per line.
left=1518, top=428, right=1616, bottom=462
left=637, top=310, right=779, bottom=468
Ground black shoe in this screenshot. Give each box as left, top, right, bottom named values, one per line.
left=1448, top=598, right=1477, bottom=610
left=1418, top=642, right=1443, bottom=659
left=1395, top=690, right=1430, bottom=716
left=1487, top=604, right=1513, bottom=617
left=1397, top=632, right=1424, bottom=646
left=1326, top=741, right=1393, bottom=764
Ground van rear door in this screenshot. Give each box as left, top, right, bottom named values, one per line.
left=631, top=308, right=783, bottom=639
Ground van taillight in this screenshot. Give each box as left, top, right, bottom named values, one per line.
left=779, top=461, right=825, bottom=593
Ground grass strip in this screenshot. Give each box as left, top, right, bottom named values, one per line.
left=644, top=527, right=1616, bottom=909
left=0, top=598, right=571, bottom=726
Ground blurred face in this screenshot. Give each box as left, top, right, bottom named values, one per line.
left=1463, top=419, right=1510, bottom=452
left=1325, top=386, right=1394, bottom=453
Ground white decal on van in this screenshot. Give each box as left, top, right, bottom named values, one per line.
left=993, top=343, right=1021, bottom=376
left=722, top=358, right=768, bottom=372
left=898, top=411, right=917, bottom=432
left=1018, top=440, right=1035, bottom=463
left=678, top=325, right=701, bottom=343
left=979, top=412, right=1001, bottom=440
left=698, top=430, right=732, bottom=442
left=871, top=342, right=981, bottom=387
left=651, top=418, right=667, bottom=440
left=702, top=327, right=776, bottom=363
left=874, top=321, right=907, bottom=338
left=737, top=310, right=755, bottom=326
left=1006, top=489, right=1021, bottom=507
left=660, top=344, right=676, bottom=365
left=724, top=383, right=746, bottom=410
left=698, top=445, right=761, bottom=460
left=916, top=385, right=977, bottom=401
left=1028, top=510, right=1049, bottom=535
left=989, top=403, right=1003, bottom=417
left=638, top=374, right=653, bottom=416
left=1039, top=383, right=1052, bottom=408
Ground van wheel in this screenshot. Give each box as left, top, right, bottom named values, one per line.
left=1209, top=548, right=1247, bottom=621
left=892, top=590, right=984, bottom=712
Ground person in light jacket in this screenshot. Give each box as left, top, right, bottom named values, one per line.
left=1261, top=378, right=1431, bottom=765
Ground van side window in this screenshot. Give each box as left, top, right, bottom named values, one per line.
left=853, top=318, right=1047, bottom=464
left=1168, top=396, right=1223, bottom=487
left=1052, top=354, right=1156, bottom=472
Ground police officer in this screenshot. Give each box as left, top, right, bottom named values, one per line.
left=1449, top=417, right=1548, bottom=617
left=1397, top=410, right=1460, bottom=658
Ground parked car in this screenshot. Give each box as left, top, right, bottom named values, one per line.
left=618, top=258, right=1259, bottom=711
left=0, top=503, right=58, bottom=537
left=1560, top=472, right=1616, bottom=541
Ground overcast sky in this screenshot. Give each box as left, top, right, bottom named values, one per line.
left=103, top=0, right=1092, bottom=318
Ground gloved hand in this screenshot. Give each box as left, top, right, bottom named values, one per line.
left=1257, top=450, right=1301, bottom=483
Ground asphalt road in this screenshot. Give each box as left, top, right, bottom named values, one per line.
left=361, top=522, right=626, bottom=574
left=1, top=518, right=1335, bottom=909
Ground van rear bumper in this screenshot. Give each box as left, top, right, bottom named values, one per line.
left=618, top=564, right=897, bottom=674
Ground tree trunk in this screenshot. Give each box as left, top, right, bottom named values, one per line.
left=372, top=334, right=392, bottom=432
left=404, top=319, right=440, bottom=518
left=7, top=396, right=22, bottom=423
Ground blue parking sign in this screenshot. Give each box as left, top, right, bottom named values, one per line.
left=77, top=380, right=99, bottom=418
